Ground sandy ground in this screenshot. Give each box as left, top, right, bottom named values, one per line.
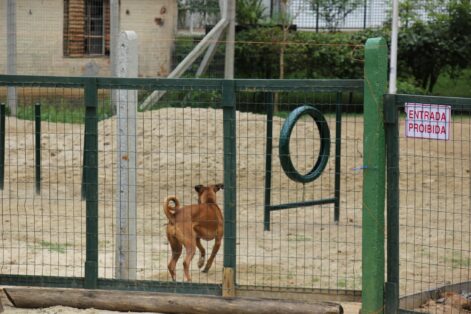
left=1, top=106, right=470, bottom=312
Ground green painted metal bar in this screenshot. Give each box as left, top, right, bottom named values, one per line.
left=97, top=279, right=221, bottom=295
left=267, top=198, right=336, bottom=211
left=235, top=79, right=364, bottom=92
left=0, top=75, right=86, bottom=87
left=0, top=275, right=85, bottom=288
left=334, top=92, right=342, bottom=223
left=84, top=78, right=99, bottom=289
left=0, top=75, right=364, bottom=93
left=0, top=275, right=221, bottom=295
left=0, top=103, right=5, bottom=190
left=222, top=80, right=237, bottom=271
left=384, top=94, right=400, bottom=314
left=263, top=93, right=274, bottom=231
left=385, top=282, right=399, bottom=314
left=362, top=37, right=388, bottom=314
left=393, top=94, right=471, bottom=108
left=35, top=102, right=41, bottom=194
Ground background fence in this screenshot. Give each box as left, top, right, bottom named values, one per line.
left=385, top=94, right=471, bottom=313
left=0, top=75, right=364, bottom=300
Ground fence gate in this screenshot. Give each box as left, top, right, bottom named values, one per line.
left=385, top=94, right=471, bottom=313
left=0, top=75, right=366, bottom=300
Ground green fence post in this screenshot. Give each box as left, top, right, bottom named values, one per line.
left=35, top=102, right=41, bottom=194
left=334, top=92, right=342, bottom=223
left=362, top=37, right=388, bottom=314
left=84, top=78, right=99, bottom=289
left=384, top=94, right=399, bottom=314
left=222, top=80, right=237, bottom=297
left=0, top=103, right=5, bottom=190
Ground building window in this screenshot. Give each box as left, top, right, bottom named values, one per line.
left=64, top=0, right=110, bottom=57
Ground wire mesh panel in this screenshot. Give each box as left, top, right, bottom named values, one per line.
left=235, top=85, right=364, bottom=296
left=97, top=83, right=225, bottom=287
left=0, top=83, right=86, bottom=281
left=390, top=95, right=471, bottom=312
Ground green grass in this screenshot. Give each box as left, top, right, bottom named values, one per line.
left=15, top=102, right=113, bottom=124
left=287, top=234, right=311, bottom=242
left=444, top=251, right=471, bottom=269
left=39, top=241, right=72, bottom=254
left=433, top=68, right=471, bottom=98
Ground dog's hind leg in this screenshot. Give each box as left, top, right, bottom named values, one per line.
left=167, top=235, right=182, bottom=281
left=183, top=239, right=196, bottom=282
left=202, top=236, right=221, bottom=273
left=196, top=238, right=206, bottom=269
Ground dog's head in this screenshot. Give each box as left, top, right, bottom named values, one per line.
left=195, top=184, right=224, bottom=204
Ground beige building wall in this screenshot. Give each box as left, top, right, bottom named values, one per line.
left=0, top=2, right=7, bottom=74
left=0, top=0, right=177, bottom=77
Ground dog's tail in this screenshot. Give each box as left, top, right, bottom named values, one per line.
left=163, top=196, right=180, bottom=224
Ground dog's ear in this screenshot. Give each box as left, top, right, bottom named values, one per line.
left=214, top=184, right=224, bottom=191
left=195, top=185, right=204, bottom=193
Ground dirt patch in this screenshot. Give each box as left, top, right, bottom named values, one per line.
left=0, top=107, right=470, bottom=299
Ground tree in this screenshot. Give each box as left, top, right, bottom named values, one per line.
left=309, top=0, right=364, bottom=31
left=398, top=0, right=471, bottom=93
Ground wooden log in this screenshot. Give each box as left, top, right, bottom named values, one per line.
left=4, top=287, right=343, bottom=314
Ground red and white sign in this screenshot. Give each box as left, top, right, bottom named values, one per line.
left=405, top=103, right=451, bottom=140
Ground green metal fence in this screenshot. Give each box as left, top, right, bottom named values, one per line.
left=0, top=75, right=363, bottom=298
left=385, top=94, right=471, bottom=314
left=0, top=39, right=388, bottom=303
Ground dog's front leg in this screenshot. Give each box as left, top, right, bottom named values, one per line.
left=202, top=236, right=221, bottom=273
left=196, top=238, right=206, bottom=269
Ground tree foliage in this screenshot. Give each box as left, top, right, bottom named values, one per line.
left=398, top=0, right=471, bottom=93
left=309, top=0, right=365, bottom=31
left=236, top=0, right=267, bottom=25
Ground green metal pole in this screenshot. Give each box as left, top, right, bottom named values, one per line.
left=334, top=92, right=342, bottom=223
left=264, top=93, right=274, bottom=231
left=362, top=37, right=388, bottom=314
left=84, top=78, right=99, bottom=289
left=222, top=80, right=237, bottom=296
left=35, top=102, right=41, bottom=194
left=0, top=103, right=5, bottom=190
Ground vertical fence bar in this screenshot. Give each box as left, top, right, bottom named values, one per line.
left=81, top=144, right=86, bottom=200
left=84, top=78, right=99, bottom=289
left=0, top=103, right=5, bottom=190
left=362, top=37, right=388, bottom=314
left=384, top=94, right=399, bottom=314
left=35, top=102, right=41, bottom=194
left=363, top=0, right=368, bottom=29
left=222, top=80, right=237, bottom=297
left=264, top=93, right=274, bottom=231
left=334, top=92, right=342, bottom=223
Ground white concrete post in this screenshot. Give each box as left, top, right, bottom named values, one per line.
left=224, top=0, right=235, bottom=79
left=6, top=0, right=17, bottom=116
left=389, top=0, right=399, bottom=94
left=110, top=0, right=120, bottom=114
left=115, top=31, right=138, bottom=280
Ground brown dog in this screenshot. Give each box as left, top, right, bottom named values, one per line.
left=163, top=184, right=224, bottom=281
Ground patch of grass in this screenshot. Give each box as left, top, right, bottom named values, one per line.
left=337, top=279, right=347, bottom=288
left=287, top=234, right=311, bottom=242
left=447, top=252, right=471, bottom=268
left=39, top=241, right=72, bottom=254
left=15, top=101, right=113, bottom=124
